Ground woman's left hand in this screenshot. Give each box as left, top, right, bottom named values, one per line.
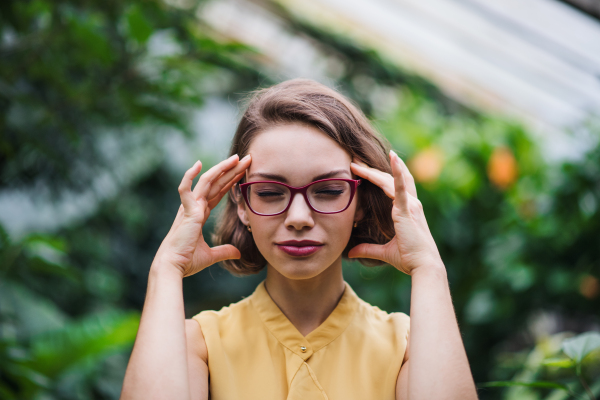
left=348, top=150, right=444, bottom=276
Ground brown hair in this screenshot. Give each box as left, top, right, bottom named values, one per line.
left=212, top=78, right=395, bottom=275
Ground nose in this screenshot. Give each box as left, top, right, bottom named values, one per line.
left=284, top=192, right=315, bottom=230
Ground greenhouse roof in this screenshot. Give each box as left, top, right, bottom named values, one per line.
left=201, top=0, right=600, bottom=138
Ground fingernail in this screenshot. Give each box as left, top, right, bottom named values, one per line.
left=229, top=154, right=238, bottom=160
left=242, top=154, right=251, bottom=161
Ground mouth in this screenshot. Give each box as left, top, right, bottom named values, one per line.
left=276, top=240, right=324, bottom=257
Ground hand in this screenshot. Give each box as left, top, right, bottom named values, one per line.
left=348, top=150, right=443, bottom=275
left=152, top=154, right=252, bottom=278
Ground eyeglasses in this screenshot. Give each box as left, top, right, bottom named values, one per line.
left=238, top=178, right=361, bottom=216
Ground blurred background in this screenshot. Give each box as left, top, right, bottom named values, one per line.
left=1, top=0, right=600, bottom=398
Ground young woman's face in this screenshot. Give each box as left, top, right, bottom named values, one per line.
left=237, top=123, right=363, bottom=280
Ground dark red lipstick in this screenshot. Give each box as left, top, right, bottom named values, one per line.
left=276, top=240, right=324, bottom=257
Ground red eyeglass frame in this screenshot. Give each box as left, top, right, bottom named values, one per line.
left=238, top=178, right=362, bottom=216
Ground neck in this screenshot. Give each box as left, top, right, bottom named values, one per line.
left=264, top=259, right=345, bottom=337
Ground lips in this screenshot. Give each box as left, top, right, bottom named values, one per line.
left=276, top=240, right=324, bottom=257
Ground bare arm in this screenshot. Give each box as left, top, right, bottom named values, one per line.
left=396, top=331, right=410, bottom=400
left=120, top=266, right=194, bottom=400
left=350, top=151, right=477, bottom=400
left=186, top=319, right=209, bottom=400
left=395, top=266, right=477, bottom=400
left=120, top=264, right=210, bottom=400
left=120, top=155, right=251, bottom=400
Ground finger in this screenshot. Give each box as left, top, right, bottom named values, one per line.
left=205, top=155, right=251, bottom=201
left=209, top=244, right=241, bottom=264
left=200, top=171, right=246, bottom=226
left=192, top=155, right=238, bottom=199
left=192, top=154, right=240, bottom=200
left=394, top=154, right=418, bottom=198
left=390, top=150, right=410, bottom=216
left=350, top=161, right=395, bottom=199
left=207, top=171, right=246, bottom=209
left=179, top=161, right=203, bottom=214
left=347, top=242, right=388, bottom=264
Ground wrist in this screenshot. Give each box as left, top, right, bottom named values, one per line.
left=150, top=258, right=185, bottom=280
left=410, top=260, right=447, bottom=279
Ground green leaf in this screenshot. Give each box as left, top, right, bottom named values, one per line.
left=3, top=363, right=52, bottom=389
left=0, top=282, right=67, bottom=336
left=562, top=332, right=600, bottom=363
left=125, top=5, right=154, bottom=44
left=24, top=234, right=68, bottom=253
left=27, top=310, right=139, bottom=378
left=542, top=357, right=576, bottom=368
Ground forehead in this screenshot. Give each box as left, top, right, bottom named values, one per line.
left=247, top=123, right=352, bottom=184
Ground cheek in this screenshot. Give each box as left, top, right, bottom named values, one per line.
left=324, top=216, right=354, bottom=248
left=248, top=217, right=278, bottom=249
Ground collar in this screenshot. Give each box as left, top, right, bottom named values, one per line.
left=250, top=280, right=360, bottom=361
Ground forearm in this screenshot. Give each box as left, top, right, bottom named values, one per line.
left=407, top=264, right=477, bottom=400
left=120, top=264, right=191, bottom=400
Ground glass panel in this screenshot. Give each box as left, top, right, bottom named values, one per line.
left=307, top=180, right=352, bottom=212
left=246, top=182, right=290, bottom=214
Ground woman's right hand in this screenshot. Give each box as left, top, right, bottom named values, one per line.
left=152, top=154, right=252, bottom=278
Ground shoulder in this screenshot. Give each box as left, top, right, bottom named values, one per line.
left=190, top=295, right=257, bottom=346
left=346, top=296, right=410, bottom=365
left=354, top=296, right=410, bottom=341
left=192, top=295, right=254, bottom=326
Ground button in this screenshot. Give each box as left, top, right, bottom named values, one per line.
left=300, top=346, right=307, bottom=352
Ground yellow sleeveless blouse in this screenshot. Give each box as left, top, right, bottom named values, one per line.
left=192, top=280, right=410, bottom=400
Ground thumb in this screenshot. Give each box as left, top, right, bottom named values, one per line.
left=209, top=244, right=242, bottom=264
left=348, top=242, right=388, bottom=264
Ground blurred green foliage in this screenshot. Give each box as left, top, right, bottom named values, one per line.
left=481, top=332, right=600, bottom=399
left=1, top=0, right=266, bottom=398
left=1, top=0, right=599, bottom=399
left=0, top=0, right=263, bottom=195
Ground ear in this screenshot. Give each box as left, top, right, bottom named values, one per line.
left=353, top=184, right=365, bottom=223
left=235, top=189, right=250, bottom=226
left=354, top=206, right=365, bottom=223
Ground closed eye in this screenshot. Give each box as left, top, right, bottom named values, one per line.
left=256, top=191, right=285, bottom=197
left=314, top=186, right=346, bottom=197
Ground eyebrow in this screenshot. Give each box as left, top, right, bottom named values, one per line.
left=247, top=169, right=351, bottom=183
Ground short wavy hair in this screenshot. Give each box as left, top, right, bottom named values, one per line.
left=212, top=78, right=395, bottom=275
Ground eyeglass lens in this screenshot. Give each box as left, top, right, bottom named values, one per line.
left=246, top=180, right=352, bottom=215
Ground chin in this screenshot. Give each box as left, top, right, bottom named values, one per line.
left=270, top=258, right=331, bottom=280
left=282, top=269, right=326, bottom=281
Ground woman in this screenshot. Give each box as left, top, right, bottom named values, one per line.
left=120, top=79, right=478, bottom=399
